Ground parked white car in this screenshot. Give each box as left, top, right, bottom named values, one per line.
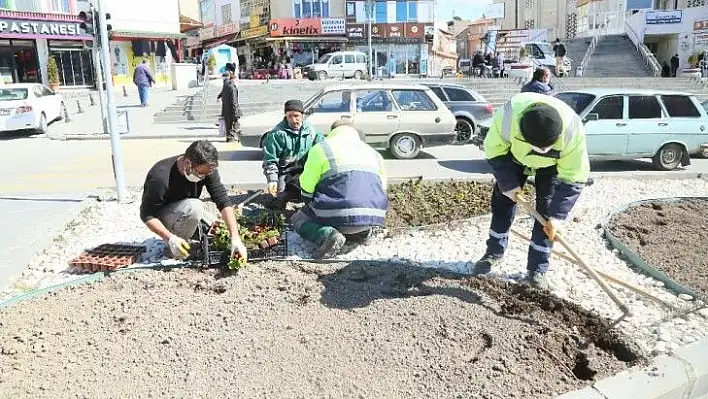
left=238, top=83, right=457, bottom=159
left=0, top=83, right=66, bottom=134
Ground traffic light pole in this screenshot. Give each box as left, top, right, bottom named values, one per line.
left=91, top=46, right=107, bottom=134
left=96, top=0, right=127, bottom=202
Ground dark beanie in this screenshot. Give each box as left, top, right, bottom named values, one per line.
left=519, top=103, right=563, bottom=148
left=284, top=99, right=304, bottom=114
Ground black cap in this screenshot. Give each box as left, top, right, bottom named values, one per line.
left=284, top=99, right=305, bottom=114
left=519, top=103, right=563, bottom=148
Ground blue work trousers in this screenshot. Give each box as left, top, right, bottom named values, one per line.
left=138, top=85, right=150, bottom=106
left=486, top=164, right=558, bottom=274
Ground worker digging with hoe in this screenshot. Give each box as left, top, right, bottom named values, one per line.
left=140, top=140, right=248, bottom=262
left=262, top=99, right=325, bottom=209
left=473, top=92, right=590, bottom=289
left=292, top=118, right=388, bottom=259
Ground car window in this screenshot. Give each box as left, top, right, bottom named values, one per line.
left=444, top=87, right=475, bottom=102
left=554, top=92, right=595, bottom=114
left=42, top=86, right=54, bottom=96
left=356, top=54, right=366, bottom=63
left=590, top=96, right=624, bottom=120
left=331, top=55, right=343, bottom=65
left=661, top=95, right=701, bottom=117
left=309, top=90, right=352, bottom=114
left=355, top=90, right=394, bottom=112
left=629, top=95, right=662, bottom=119
left=344, top=54, right=355, bottom=64
left=0, top=88, right=28, bottom=100
left=391, top=90, right=437, bottom=111
left=428, top=86, right=447, bottom=101
left=33, top=86, right=44, bottom=98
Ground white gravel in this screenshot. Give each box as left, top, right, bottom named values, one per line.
left=2, top=178, right=708, bottom=355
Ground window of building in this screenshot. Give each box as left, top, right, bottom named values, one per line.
left=312, top=0, right=321, bottom=17
left=408, top=1, right=418, bottom=21
left=590, top=96, right=624, bottom=119
left=48, top=41, right=94, bottom=87
left=346, top=2, right=355, bottom=17
left=661, top=95, right=701, bottom=117
left=375, top=1, right=387, bottom=23
left=294, top=0, right=328, bottom=19
left=221, top=4, right=232, bottom=24
left=0, top=0, right=8, bottom=8
left=15, top=0, right=43, bottom=12
left=303, top=0, right=311, bottom=17
left=628, top=95, right=662, bottom=119
left=200, top=0, right=215, bottom=25
left=396, top=1, right=407, bottom=22
left=392, top=90, right=437, bottom=111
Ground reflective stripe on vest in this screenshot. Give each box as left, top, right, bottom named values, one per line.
left=319, top=139, right=382, bottom=182
left=500, top=100, right=581, bottom=148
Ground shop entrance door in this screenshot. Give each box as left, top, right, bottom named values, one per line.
left=0, top=40, right=39, bottom=84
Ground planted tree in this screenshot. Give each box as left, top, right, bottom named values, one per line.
left=47, top=57, right=60, bottom=88
left=207, top=54, right=216, bottom=74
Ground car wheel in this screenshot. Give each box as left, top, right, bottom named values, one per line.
left=318, top=71, right=328, bottom=80
left=389, top=133, right=421, bottom=159
left=652, top=143, right=684, bottom=171
left=354, top=70, right=363, bottom=79
left=58, top=102, right=66, bottom=121
left=36, top=113, right=47, bottom=134
left=454, top=117, right=474, bottom=145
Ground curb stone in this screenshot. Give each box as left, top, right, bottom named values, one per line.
left=555, top=337, right=708, bottom=399
left=46, top=132, right=221, bottom=141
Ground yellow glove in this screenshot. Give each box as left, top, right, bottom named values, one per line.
left=543, top=218, right=564, bottom=241
left=167, top=235, right=191, bottom=259
left=266, top=182, right=278, bottom=197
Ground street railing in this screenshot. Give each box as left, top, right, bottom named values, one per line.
left=577, top=32, right=600, bottom=77
left=625, top=21, right=661, bottom=77
left=200, top=73, right=210, bottom=123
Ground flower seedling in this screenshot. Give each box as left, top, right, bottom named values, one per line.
left=228, top=253, right=247, bottom=270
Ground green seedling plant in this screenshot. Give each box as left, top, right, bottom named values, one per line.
left=210, top=210, right=284, bottom=269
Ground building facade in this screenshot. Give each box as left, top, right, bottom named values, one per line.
left=455, top=18, right=496, bottom=60
left=0, top=0, right=93, bottom=87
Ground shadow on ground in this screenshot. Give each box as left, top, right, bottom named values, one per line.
left=218, top=149, right=263, bottom=161
left=437, top=159, right=493, bottom=174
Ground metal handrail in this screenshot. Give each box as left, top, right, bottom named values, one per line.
left=200, top=66, right=211, bottom=122
left=624, top=20, right=661, bottom=76
left=577, top=32, right=600, bottom=76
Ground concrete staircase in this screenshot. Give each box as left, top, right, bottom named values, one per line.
left=153, top=76, right=708, bottom=124
left=583, top=34, right=652, bottom=77
left=562, top=37, right=592, bottom=76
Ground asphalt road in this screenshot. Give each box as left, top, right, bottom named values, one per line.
left=3, top=132, right=708, bottom=196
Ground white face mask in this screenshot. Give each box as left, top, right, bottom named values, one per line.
left=530, top=145, right=553, bottom=154
left=184, top=160, right=205, bottom=182
left=185, top=173, right=202, bottom=183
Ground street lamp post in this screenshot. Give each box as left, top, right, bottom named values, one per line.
left=365, top=0, right=374, bottom=80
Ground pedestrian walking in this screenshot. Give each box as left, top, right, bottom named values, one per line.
left=670, top=54, right=679, bottom=77
left=292, top=118, right=387, bottom=259
left=472, top=92, right=590, bottom=289
left=553, top=38, right=567, bottom=76
left=217, top=72, right=242, bottom=143
left=133, top=59, right=155, bottom=107
left=139, top=140, right=247, bottom=261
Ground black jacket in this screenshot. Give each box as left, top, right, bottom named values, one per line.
left=219, top=80, right=242, bottom=119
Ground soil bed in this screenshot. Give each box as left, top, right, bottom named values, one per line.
left=0, top=262, right=642, bottom=398
left=608, top=198, right=708, bottom=295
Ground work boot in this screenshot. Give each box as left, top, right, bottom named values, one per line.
left=313, top=230, right=346, bottom=259
left=472, top=254, right=503, bottom=275
left=527, top=271, right=549, bottom=290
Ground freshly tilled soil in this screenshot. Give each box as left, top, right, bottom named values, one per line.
left=0, top=262, right=642, bottom=398
left=608, top=198, right=708, bottom=295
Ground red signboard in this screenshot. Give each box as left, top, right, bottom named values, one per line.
left=269, top=18, right=321, bottom=37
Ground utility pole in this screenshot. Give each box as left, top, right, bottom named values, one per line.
left=366, top=0, right=374, bottom=80
left=96, top=0, right=127, bottom=201
left=91, top=40, right=107, bottom=134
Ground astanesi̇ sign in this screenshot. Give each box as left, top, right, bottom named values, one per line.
left=0, top=18, right=88, bottom=37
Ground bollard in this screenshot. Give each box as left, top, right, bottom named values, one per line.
left=122, top=86, right=128, bottom=97
left=266, top=75, right=270, bottom=83
left=63, top=104, right=71, bottom=122
left=88, top=93, right=96, bottom=106
left=76, top=100, right=84, bottom=114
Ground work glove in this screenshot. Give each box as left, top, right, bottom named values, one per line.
left=266, top=182, right=278, bottom=197
left=167, top=235, right=191, bottom=259
left=502, top=187, right=522, bottom=202
left=231, top=237, right=248, bottom=263
left=543, top=218, right=565, bottom=241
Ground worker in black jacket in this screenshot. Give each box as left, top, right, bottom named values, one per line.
left=140, top=140, right=247, bottom=261
left=217, top=72, right=243, bottom=143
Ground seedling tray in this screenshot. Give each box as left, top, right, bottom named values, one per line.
left=70, top=244, right=147, bottom=273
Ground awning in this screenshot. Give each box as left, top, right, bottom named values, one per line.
left=202, top=34, right=239, bottom=49
left=180, top=14, right=203, bottom=33
left=265, top=36, right=348, bottom=43
left=110, top=30, right=187, bottom=40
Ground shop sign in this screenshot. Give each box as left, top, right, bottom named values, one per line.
left=346, top=24, right=364, bottom=39
left=405, top=23, right=424, bottom=39
left=346, top=23, right=429, bottom=42
left=387, top=23, right=404, bottom=39
left=199, top=26, right=216, bottom=40
left=694, top=19, right=708, bottom=32
left=269, top=18, right=346, bottom=37
left=0, top=18, right=91, bottom=38
left=216, top=23, right=238, bottom=37
left=696, top=32, right=708, bottom=44
left=646, top=10, right=682, bottom=24
left=240, top=25, right=268, bottom=39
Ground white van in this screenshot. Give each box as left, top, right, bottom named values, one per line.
left=303, top=51, right=368, bottom=80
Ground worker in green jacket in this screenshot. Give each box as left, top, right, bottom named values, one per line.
left=262, top=99, right=325, bottom=209
left=473, top=92, right=590, bottom=289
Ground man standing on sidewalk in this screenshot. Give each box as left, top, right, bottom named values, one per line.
left=552, top=38, right=567, bottom=76
left=218, top=72, right=242, bottom=143
left=140, top=140, right=247, bottom=261
left=133, top=59, right=155, bottom=107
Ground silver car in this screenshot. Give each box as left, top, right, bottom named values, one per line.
left=238, top=83, right=457, bottom=159
left=422, top=83, right=495, bottom=144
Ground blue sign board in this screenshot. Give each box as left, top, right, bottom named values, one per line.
left=646, top=10, right=682, bottom=24
left=626, top=0, right=652, bottom=10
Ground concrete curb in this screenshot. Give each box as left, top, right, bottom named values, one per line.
left=555, top=337, right=708, bottom=399
left=47, top=132, right=221, bottom=141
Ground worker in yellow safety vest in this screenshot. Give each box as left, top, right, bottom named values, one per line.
left=291, top=118, right=388, bottom=259
left=473, top=92, right=590, bottom=289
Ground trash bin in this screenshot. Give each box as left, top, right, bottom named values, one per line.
left=376, top=66, right=385, bottom=79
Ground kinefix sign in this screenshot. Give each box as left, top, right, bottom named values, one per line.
left=269, top=18, right=346, bottom=37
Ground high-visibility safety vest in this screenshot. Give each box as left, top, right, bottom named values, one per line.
left=299, top=125, right=388, bottom=227
left=484, top=92, right=590, bottom=185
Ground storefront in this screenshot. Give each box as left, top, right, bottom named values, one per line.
left=345, top=22, right=430, bottom=76
left=230, top=24, right=269, bottom=70
left=109, top=30, right=185, bottom=87
left=0, top=13, right=93, bottom=86
left=267, top=18, right=347, bottom=68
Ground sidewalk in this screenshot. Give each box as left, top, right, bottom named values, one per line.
left=0, top=194, right=90, bottom=290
